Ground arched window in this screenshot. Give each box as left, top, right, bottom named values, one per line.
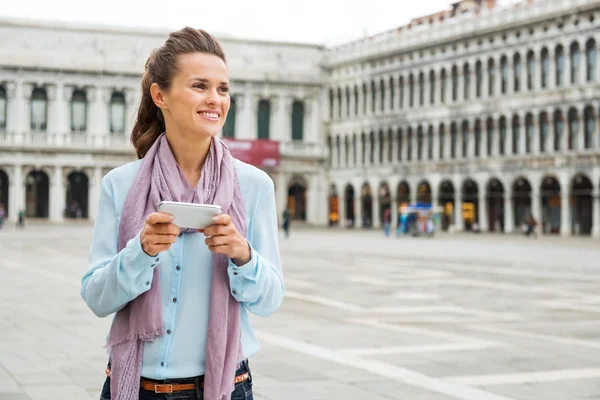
left=499, top=116, right=507, bottom=155
left=512, top=115, right=520, bottom=154
left=463, top=64, right=470, bottom=100
left=525, top=113, right=534, bottom=153
left=346, top=87, right=351, bottom=117
left=291, top=100, right=304, bottom=141
left=336, top=136, right=341, bottom=166
left=362, top=83, right=368, bottom=115
left=541, top=48, right=550, bottom=88
left=488, top=59, right=495, bottom=96
left=429, top=70, right=436, bottom=105
left=399, top=77, right=404, bottom=109
left=257, top=99, right=271, bottom=139
left=409, top=74, right=415, bottom=108
left=474, top=120, right=482, bottom=157
left=568, top=108, right=578, bottom=150
left=570, top=41, right=581, bottom=84
left=513, top=53, right=522, bottom=92
left=526, top=51, right=535, bottom=90
left=371, top=81, right=376, bottom=113
left=388, top=130, right=394, bottom=163
left=417, top=126, right=424, bottom=160
left=407, top=127, right=413, bottom=161
left=71, top=90, right=87, bottom=132
left=586, top=39, right=596, bottom=82
left=427, top=125, right=434, bottom=160
left=109, top=92, right=126, bottom=134
left=379, top=131, right=385, bottom=164
left=450, top=122, right=457, bottom=158
left=397, top=128, right=404, bottom=161
left=361, top=133, right=366, bottom=165
left=439, top=124, right=446, bottom=160
left=554, top=110, right=564, bottom=152
left=475, top=61, right=483, bottom=98
left=440, top=69, right=447, bottom=104
left=30, top=87, right=48, bottom=131
left=584, top=106, right=594, bottom=149
left=539, top=112, right=549, bottom=153
left=329, top=89, right=334, bottom=119
left=451, top=65, right=459, bottom=102
left=555, top=45, right=565, bottom=87
left=369, top=132, right=375, bottom=164
left=389, top=77, right=395, bottom=110
left=486, top=118, right=494, bottom=156
left=327, top=136, right=332, bottom=166
left=337, top=88, right=342, bottom=118
left=344, top=136, right=350, bottom=165
left=352, top=134, right=357, bottom=164
left=462, top=121, right=469, bottom=158
left=419, top=72, right=425, bottom=106
left=0, top=86, right=6, bottom=130
left=354, top=86, right=359, bottom=116
left=500, top=56, right=508, bottom=94
left=379, top=79, right=385, bottom=112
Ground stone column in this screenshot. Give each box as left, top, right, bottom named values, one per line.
left=275, top=173, right=288, bottom=223
left=495, top=57, right=503, bottom=95
left=365, top=85, right=373, bottom=116
left=47, top=83, right=70, bottom=134
left=478, top=187, right=488, bottom=232
left=15, top=82, right=32, bottom=133
left=423, top=75, right=430, bottom=107
left=519, top=112, right=527, bottom=154
left=561, top=107, right=569, bottom=152
left=307, top=173, right=324, bottom=226
left=592, top=189, right=600, bottom=238
left=506, top=118, right=514, bottom=156
left=246, top=94, right=260, bottom=140
left=50, top=166, right=66, bottom=223
left=455, top=188, right=464, bottom=231
left=444, top=127, right=451, bottom=159
left=357, top=84, right=365, bottom=117
left=384, top=79, right=392, bottom=114
left=355, top=185, right=363, bottom=228
left=432, top=126, right=439, bottom=161
left=547, top=107, right=556, bottom=153
left=276, top=96, right=293, bottom=142
left=125, top=88, right=141, bottom=137
left=8, top=165, right=24, bottom=221
left=531, top=185, right=541, bottom=226
left=531, top=54, right=540, bottom=92
left=4, top=82, right=18, bottom=133
left=338, top=185, right=347, bottom=229
left=532, top=112, right=540, bottom=154
left=394, top=77, right=402, bottom=110
left=468, top=122, right=475, bottom=158
left=565, top=47, right=573, bottom=86
left=331, top=89, right=339, bottom=121
left=504, top=193, right=514, bottom=233
left=548, top=54, right=556, bottom=90
left=481, top=63, right=489, bottom=100
left=560, top=190, right=570, bottom=236
left=348, top=87, right=356, bottom=119
left=372, top=193, right=380, bottom=229
left=340, top=88, right=348, bottom=120
left=307, top=96, right=320, bottom=144
left=88, top=87, right=109, bottom=136
left=577, top=106, right=585, bottom=151
left=88, top=167, right=103, bottom=222
left=403, top=75, right=410, bottom=110
left=469, top=65, right=477, bottom=101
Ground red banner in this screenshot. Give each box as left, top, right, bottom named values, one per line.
left=222, top=138, right=280, bottom=168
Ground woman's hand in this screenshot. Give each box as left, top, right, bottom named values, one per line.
left=202, top=214, right=250, bottom=266
left=140, top=212, right=181, bottom=256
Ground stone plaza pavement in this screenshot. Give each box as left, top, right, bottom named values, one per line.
left=0, top=223, right=600, bottom=400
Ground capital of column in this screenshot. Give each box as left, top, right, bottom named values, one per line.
left=4, top=81, right=16, bottom=98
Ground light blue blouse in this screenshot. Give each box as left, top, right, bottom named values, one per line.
left=81, top=159, right=284, bottom=379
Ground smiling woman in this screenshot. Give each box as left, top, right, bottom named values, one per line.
left=82, top=27, right=284, bottom=400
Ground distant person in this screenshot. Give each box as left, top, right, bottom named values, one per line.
left=383, top=207, right=391, bottom=237
left=0, top=203, right=5, bottom=229
left=17, top=209, right=24, bottom=228
left=80, top=28, right=284, bottom=400
left=526, top=215, right=538, bottom=237
left=282, top=207, right=291, bottom=238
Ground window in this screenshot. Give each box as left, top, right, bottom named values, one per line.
left=407, top=128, right=413, bottom=161
left=399, top=77, right=404, bottom=109
left=344, top=136, right=350, bottom=165
left=450, top=123, right=457, bottom=158
left=419, top=72, right=425, bottom=106
left=329, top=89, right=334, bottom=119
left=475, top=61, right=483, bottom=98
left=397, top=129, right=403, bottom=161
left=486, top=118, right=494, bottom=156
left=291, top=100, right=304, bottom=141
left=463, top=64, right=470, bottom=100
left=440, top=69, right=447, bottom=104
left=369, top=132, right=375, bottom=164
left=389, top=77, right=395, bottom=110
left=568, top=108, right=578, bottom=150
left=541, top=48, right=550, bottom=88
left=0, top=86, right=6, bottom=130
left=475, top=120, right=481, bottom=157
left=257, top=99, right=271, bottom=139
left=586, top=39, right=596, bottom=81
left=554, top=111, right=563, bottom=151
left=409, top=74, right=415, bottom=108
left=488, top=59, right=495, bottom=96
left=336, top=136, right=341, bottom=165
left=526, top=51, right=535, bottom=90
left=109, top=92, right=126, bottom=134
left=361, top=133, right=366, bottom=164
left=352, top=135, right=357, bottom=164
left=388, top=130, right=394, bottom=163
left=371, top=81, right=376, bottom=113
left=362, top=84, right=368, bottom=114
left=380, top=80, right=385, bottom=112
left=499, top=117, right=506, bottom=155
left=346, top=87, right=351, bottom=117
left=439, top=124, right=445, bottom=159
left=570, top=42, right=581, bottom=84
left=556, top=45, right=565, bottom=86
left=539, top=112, right=549, bottom=153
left=379, top=131, right=385, bottom=164
left=584, top=106, right=594, bottom=149
left=513, top=54, right=521, bottom=92
left=512, top=115, right=520, bottom=154
left=337, top=89, right=342, bottom=118
left=354, top=86, right=359, bottom=116
left=417, top=126, right=424, bottom=160
left=525, top=114, right=533, bottom=153
left=501, top=56, right=508, bottom=94
left=429, top=70, right=436, bottom=104
left=462, top=121, right=469, bottom=157
left=70, top=90, right=87, bottom=132
left=452, top=66, right=458, bottom=101
left=30, top=87, right=47, bottom=131
left=427, top=126, right=434, bottom=159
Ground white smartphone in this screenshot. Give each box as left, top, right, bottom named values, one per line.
left=157, top=201, right=222, bottom=229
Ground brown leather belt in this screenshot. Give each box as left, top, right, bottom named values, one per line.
left=140, top=372, right=250, bottom=394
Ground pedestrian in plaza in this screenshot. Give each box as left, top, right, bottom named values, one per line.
left=282, top=207, right=290, bottom=238
left=81, top=27, right=284, bottom=400
left=383, top=207, right=391, bottom=237
left=17, top=209, right=24, bottom=228
left=0, top=203, right=5, bottom=229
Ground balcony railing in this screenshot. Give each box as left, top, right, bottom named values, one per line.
left=0, top=131, right=134, bottom=153
left=280, top=140, right=327, bottom=159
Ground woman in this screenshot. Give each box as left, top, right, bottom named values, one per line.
left=81, top=27, right=284, bottom=400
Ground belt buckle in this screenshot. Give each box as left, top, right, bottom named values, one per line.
left=154, top=384, right=173, bottom=394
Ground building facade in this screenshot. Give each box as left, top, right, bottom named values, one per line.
left=0, top=19, right=328, bottom=225
left=325, top=0, right=600, bottom=236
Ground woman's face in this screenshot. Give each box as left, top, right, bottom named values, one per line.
left=158, top=52, right=230, bottom=139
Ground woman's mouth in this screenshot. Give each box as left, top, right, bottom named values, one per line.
left=198, top=111, right=220, bottom=121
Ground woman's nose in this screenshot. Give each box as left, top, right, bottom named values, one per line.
left=205, top=89, right=220, bottom=105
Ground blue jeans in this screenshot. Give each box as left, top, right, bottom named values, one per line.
left=100, top=359, right=253, bottom=400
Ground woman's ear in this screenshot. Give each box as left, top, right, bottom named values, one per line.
left=150, top=82, right=168, bottom=112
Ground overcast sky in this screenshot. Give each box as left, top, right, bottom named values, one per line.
left=0, top=0, right=499, bottom=46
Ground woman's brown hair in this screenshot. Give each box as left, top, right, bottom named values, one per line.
left=131, top=27, right=226, bottom=159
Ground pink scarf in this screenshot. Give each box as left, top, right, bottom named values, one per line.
left=106, top=133, right=245, bottom=400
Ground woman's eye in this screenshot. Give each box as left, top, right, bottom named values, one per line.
left=193, top=83, right=206, bottom=89
left=219, top=87, right=230, bottom=93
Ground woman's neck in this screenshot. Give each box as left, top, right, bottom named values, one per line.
left=165, top=129, right=212, bottom=187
